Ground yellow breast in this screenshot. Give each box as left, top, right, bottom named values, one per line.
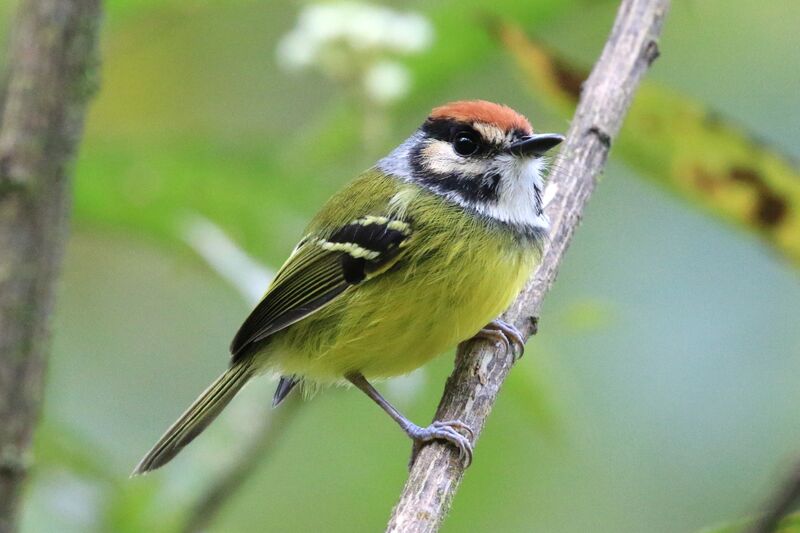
left=266, top=182, right=541, bottom=383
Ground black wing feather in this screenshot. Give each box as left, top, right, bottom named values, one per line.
left=229, top=216, right=410, bottom=359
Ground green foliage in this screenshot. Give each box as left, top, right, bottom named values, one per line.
left=8, top=1, right=799, bottom=532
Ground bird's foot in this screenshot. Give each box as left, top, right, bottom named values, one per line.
left=407, top=419, right=474, bottom=469
left=475, top=318, right=525, bottom=360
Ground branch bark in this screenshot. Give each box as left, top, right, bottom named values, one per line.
left=386, top=0, right=670, bottom=531
left=0, top=1, right=102, bottom=531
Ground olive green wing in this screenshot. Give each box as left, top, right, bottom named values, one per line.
left=229, top=216, right=412, bottom=360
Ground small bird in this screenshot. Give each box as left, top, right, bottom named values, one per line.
left=133, top=100, right=563, bottom=474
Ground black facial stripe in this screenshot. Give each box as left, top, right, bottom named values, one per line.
left=422, top=119, right=532, bottom=156
left=409, top=142, right=501, bottom=203
left=421, top=118, right=498, bottom=159
left=421, top=117, right=465, bottom=142
left=416, top=172, right=501, bottom=203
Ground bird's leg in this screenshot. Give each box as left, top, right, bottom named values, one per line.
left=474, top=318, right=526, bottom=360
left=346, top=372, right=474, bottom=468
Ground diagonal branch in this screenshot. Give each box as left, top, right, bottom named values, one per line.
left=0, top=1, right=102, bottom=532
left=386, top=0, right=670, bottom=531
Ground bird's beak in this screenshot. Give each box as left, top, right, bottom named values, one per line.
left=507, top=133, right=565, bottom=157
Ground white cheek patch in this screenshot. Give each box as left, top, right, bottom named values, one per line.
left=421, top=141, right=489, bottom=177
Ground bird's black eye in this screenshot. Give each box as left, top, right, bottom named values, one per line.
left=452, top=131, right=480, bottom=156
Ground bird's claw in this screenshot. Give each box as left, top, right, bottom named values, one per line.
left=407, top=419, right=474, bottom=469
left=475, top=319, right=525, bottom=360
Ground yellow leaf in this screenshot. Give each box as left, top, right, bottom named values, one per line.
left=495, top=21, right=800, bottom=268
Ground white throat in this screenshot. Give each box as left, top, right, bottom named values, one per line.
left=477, top=153, right=548, bottom=230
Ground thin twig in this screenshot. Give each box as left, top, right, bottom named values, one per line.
left=0, top=1, right=102, bottom=532
left=386, top=1, right=670, bottom=531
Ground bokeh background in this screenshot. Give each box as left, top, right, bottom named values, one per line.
left=1, top=0, right=798, bottom=531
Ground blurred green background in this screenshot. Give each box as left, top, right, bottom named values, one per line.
left=2, top=0, right=799, bottom=531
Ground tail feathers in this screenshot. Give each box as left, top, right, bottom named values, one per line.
left=131, top=363, right=255, bottom=476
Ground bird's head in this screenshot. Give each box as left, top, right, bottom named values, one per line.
left=378, top=100, right=564, bottom=233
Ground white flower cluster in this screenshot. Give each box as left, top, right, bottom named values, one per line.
left=276, top=2, right=434, bottom=104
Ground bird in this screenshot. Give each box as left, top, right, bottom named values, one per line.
left=132, top=100, right=564, bottom=475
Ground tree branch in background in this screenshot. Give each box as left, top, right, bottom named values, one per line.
left=386, top=0, right=670, bottom=531
left=0, top=1, right=102, bottom=531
